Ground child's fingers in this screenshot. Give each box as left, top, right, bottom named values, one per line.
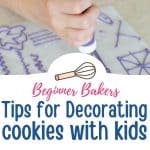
left=59, top=4, right=99, bottom=29
left=64, top=25, right=96, bottom=46
left=47, top=0, right=99, bottom=46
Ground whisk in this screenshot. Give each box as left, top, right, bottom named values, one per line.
left=55, top=62, right=96, bottom=81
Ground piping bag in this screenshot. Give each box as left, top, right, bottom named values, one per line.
left=77, top=0, right=113, bottom=72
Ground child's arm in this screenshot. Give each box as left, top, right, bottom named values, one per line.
left=0, top=0, right=99, bottom=46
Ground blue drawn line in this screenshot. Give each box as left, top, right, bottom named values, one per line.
left=31, top=34, right=59, bottom=43
left=117, top=48, right=150, bottom=75
left=119, top=33, right=141, bottom=40
left=99, top=29, right=141, bottom=41
left=98, top=12, right=114, bottom=25
left=0, top=52, right=10, bottom=75
left=0, top=25, right=27, bottom=51
left=115, top=20, right=122, bottom=48
left=115, top=20, right=141, bottom=48
left=91, top=50, right=111, bottom=73
left=15, top=50, right=30, bottom=74
left=130, top=52, right=145, bottom=74
left=98, top=19, right=141, bottom=48
left=28, top=29, right=49, bottom=37
left=28, top=29, right=51, bottom=41
left=28, top=29, right=61, bottom=46
left=29, top=32, right=53, bottom=41
left=30, top=53, right=46, bottom=72
left=33, top=37, right=61, bottom=46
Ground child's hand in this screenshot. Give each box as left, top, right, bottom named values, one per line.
left=0, top=0, right=100, bottom=46
left=47, top=0, right=100, bottom=46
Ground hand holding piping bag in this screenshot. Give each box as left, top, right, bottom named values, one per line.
left=0, top=0, right=99, bottom=47
left=48, top=0, right=100, bottom=47
left=0, top=0, right=112, bottom=47
left=78, top=0, right=113, bottom=74
left=79, top=0, right=114, bottom=53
